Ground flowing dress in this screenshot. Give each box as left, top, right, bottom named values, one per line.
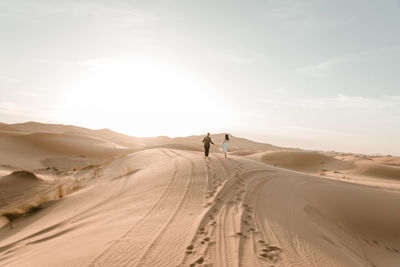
left=221, top=140, right=229, bottom=153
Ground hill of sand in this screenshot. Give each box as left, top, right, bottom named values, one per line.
left=247, top=150, right=355, bottom=173
left=0, top=122, right=400, bottom=267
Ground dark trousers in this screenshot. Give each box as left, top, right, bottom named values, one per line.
left=204, top=146, right=210, bottom=157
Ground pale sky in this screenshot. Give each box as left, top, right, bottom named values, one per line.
left=1, top=0, right=399, bottom=155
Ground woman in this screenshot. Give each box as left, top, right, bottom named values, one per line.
left=221, top=134, right=229, bottom=158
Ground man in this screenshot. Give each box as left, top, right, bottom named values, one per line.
left=202, top=133, right=214, bottom=158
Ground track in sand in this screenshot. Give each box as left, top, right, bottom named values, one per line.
left=1, top=149, right=400, bottom=267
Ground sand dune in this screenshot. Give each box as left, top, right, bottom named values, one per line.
left=248, top=150, right=354, bottom=173
left=0, top=122, right=399, bottom=267
left=0, top=122, right=284, bottom=170
left=370, top=156, right=400, bottom=167
left=0, top=132, right=128, bottom=170
left=0, top=170, right=78, bottom=227
left=0, top=171, right=48, bottom=210
left=350, top=162, right=400, bottom=180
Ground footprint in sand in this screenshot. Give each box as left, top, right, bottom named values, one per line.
left=186, top=245, right=195, bottom=255
left=259, top=252, right=278, bottom=262
left=206, top=192, right=213, bottom=198
left=365, top=239, right=399, bottom=253
left=195, top=256, right=204, bottom=264
left=362, top=238, right=371, bottom=245
left=203, top=202, right=212, bottom=208
left=201, top=237, right=211, bottom=244
left=264, top=245, right=282, bottom=252
left=198, top=228, right=206, bottom=235
left=384, top=246, right=400, bottom=253
left=258, top=244, right=283, bottom=262
left=259, top=253, right=270, bottom=259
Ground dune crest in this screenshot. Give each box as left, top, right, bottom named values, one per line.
left=0, top=122, right=399, bottom=266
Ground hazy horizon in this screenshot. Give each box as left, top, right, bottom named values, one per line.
left=1, top=119, right=398, bottom=157
left=1, top=0, right=399, bottom=155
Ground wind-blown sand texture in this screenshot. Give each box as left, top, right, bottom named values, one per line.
left=0, top=122, right=399, bottom=266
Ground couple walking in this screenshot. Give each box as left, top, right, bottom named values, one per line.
left=202, top=133, right=229, bottom=158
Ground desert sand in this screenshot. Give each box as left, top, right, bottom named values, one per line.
left=0, top=122, right=399, bottom=267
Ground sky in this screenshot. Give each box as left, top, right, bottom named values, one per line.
left=1, top=0, right=399, bottom=155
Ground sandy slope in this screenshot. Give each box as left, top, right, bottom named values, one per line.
left=0, top=121, right=281, bottom=170
left=0, top=122, right=400, bottom=267
left=247, top=150, right=355, bottom=173
left=0, top=131, right=128, bottom=170
left=0, top=171, right=51, bottom=215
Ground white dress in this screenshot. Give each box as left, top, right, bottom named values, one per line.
left=221, top=140, right=229, bottom=153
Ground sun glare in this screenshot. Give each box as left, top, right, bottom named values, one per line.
left=56, top=59, right=227, bottom=136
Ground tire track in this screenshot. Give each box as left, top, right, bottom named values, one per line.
left=0, top=167, right=147, bottom=262
left=252, top=177, right=291, bottom=267
left=238, top=175, right=274, bottom=267
left=134, top=151, right=199, bottom=267
left=254, top=177, right=329, bottom=267
left=88, top=150, right=181, bottom=266
left=203, top=158, right=217, bottom=200
left=181, top=165, right=268, bottom=266
left=217, top=204, right=232, bottom=267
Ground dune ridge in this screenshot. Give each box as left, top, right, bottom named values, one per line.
left=0, top=122, right=399, bottom=267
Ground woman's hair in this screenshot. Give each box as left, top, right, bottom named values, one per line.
left=225, top=134, right=229, bottom=141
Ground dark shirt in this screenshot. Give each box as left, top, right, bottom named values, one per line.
left=202, top=136, right=214, bottom=147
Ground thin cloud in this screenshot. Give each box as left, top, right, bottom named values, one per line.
left=0, top=76, right=21, bottom=84
left=0, top=101, right=22, bottom=112
left=259, top=94, right=400, bottom=112
left=79, top=58, right=110, bottom=70
left=296, top=59, right=338, bottom=77
left=0, top=1, right=158, bottom=27
left=18, top=90, right=47, bottom=98
left=299, top=95, right=400, bottom=111
left=279, top=125, right=359, bottom=138
left=0, top=100, right=58, bottom=123
left=218, top=47, right=267, bottom=65
left=296, top=46, right=400, bottom=77
left=263, top=1, right=352, bottom=34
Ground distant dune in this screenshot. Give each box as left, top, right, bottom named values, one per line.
left=248, top=150, right=355, bottom=173
left=1, top=171, right=43, bottom=207
left=0, top=122, right=399, bottom=267
left=351, top=162, right=400, bottom=180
